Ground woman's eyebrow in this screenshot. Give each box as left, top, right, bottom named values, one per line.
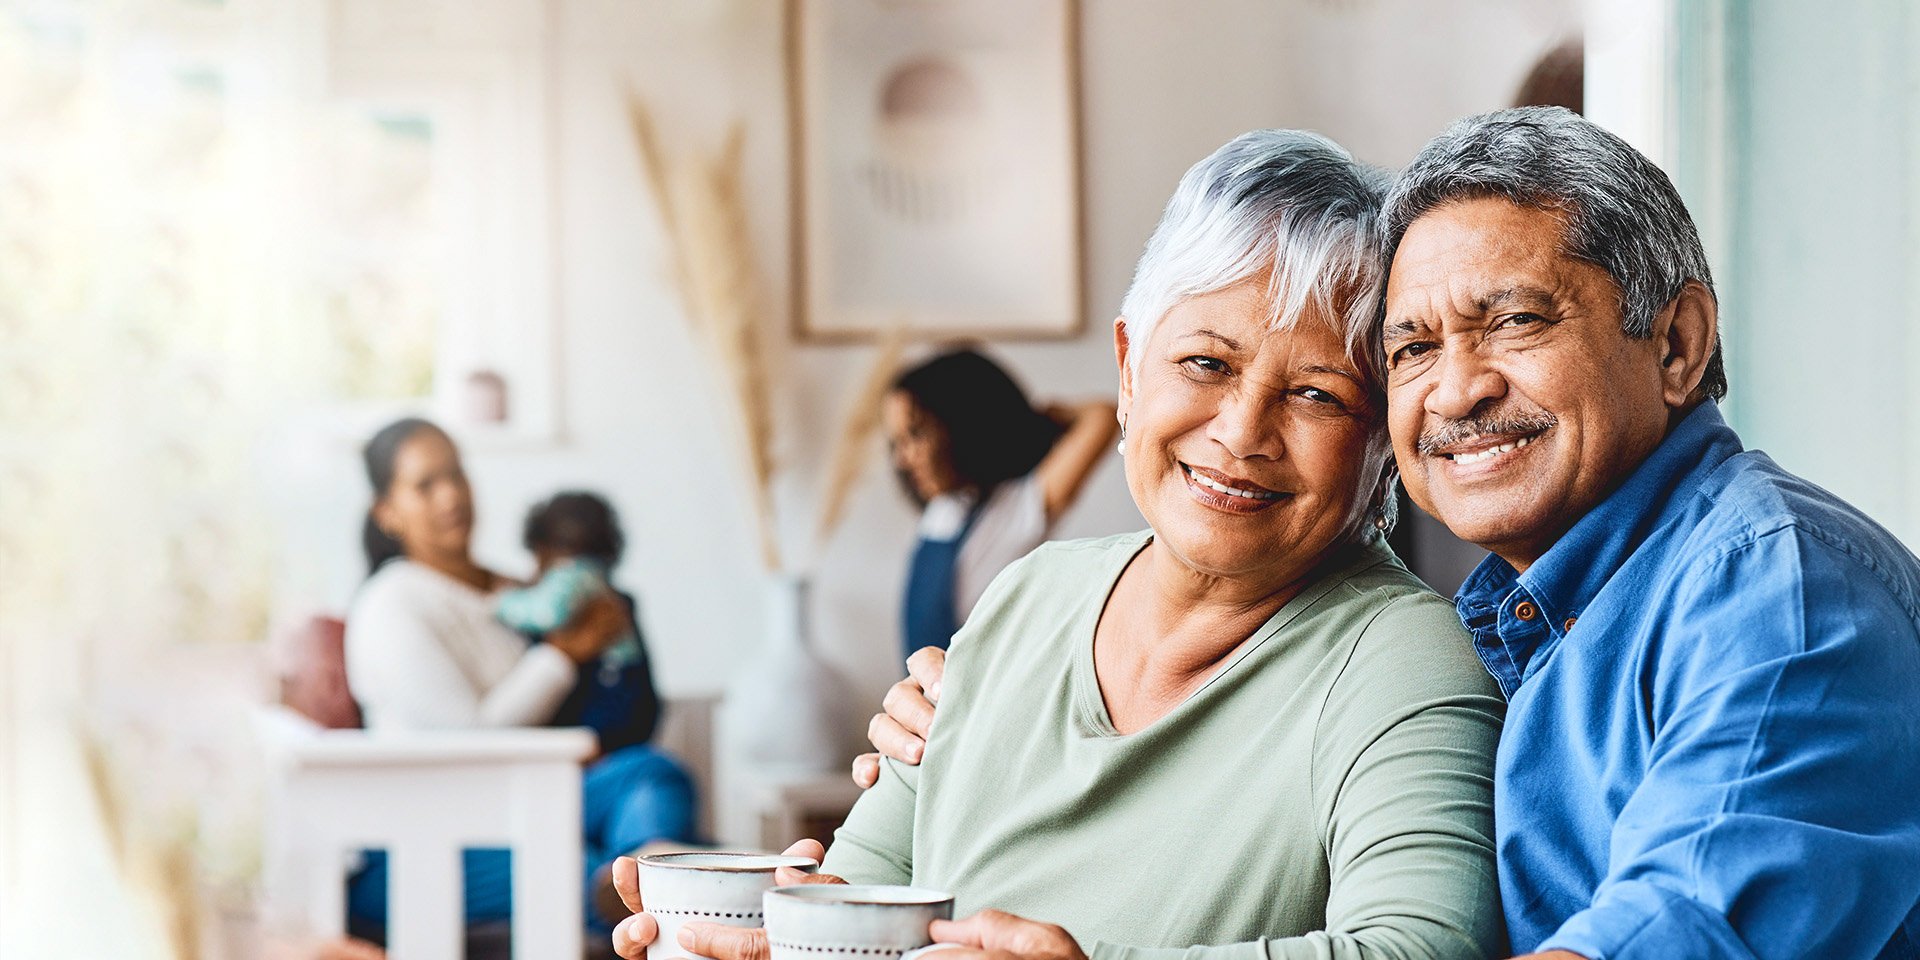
left=1182, top=329, right=1243, bottom=350
left=1301, top=363, right=1366, bottom=387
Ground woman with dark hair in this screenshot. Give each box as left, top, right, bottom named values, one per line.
left=344, top=417, right=694, bottom=938
left=886, top=349, right=1118, bottom=658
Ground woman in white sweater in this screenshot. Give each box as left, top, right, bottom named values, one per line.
left=343, top=417, right=694, bottom=937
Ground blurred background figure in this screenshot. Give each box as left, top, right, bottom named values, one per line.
left=1512, top=37, right=1583, bottom=112
left=508, top=491, right=663, bottom=756
left=344, top=418, right=694, bottom=941
left=885, top=348, right=1117, bottom=658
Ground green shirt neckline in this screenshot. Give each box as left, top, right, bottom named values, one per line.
left=1068, top=530, right=1393, bottom=740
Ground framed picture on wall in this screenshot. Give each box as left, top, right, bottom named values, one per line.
left=787, top=0, right=1083, bottom=342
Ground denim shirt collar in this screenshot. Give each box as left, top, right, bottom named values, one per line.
left=1455, top=401, right=1746, bottom=697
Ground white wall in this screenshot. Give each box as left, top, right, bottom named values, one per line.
left=1711, top=0, right=1920, bottom=546
left=276, top=0, right=1576, bottom=747
left=1590, top=0, right=1920, bottom=549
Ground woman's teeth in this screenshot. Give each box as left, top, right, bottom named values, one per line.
left=1188, top=467, right=1281, bottom=501
left=1450, top=434, right=1535, bottom=465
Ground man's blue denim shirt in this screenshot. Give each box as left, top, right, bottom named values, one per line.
left=1455, top=401, right=1920, bottom=959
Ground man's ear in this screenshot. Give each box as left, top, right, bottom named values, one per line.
left=1112, top=316, right=1134, bottom=423
left=1651, top=280, right=1718, bottom=408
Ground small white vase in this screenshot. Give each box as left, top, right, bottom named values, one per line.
left=719, top=575, right=850, bottom=780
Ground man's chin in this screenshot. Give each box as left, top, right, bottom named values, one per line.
left=1425, top=494, right=1550, bottom=556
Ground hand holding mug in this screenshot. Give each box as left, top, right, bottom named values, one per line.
left=916, top=910, right=1086, bottom=960
left=610, top=840, right=844, bottom=960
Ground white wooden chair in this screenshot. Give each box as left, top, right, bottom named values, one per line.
left=258, top=707, right=596, bottom=960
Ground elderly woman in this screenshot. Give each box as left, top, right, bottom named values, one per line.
left=614, top=130, right=1506, bottom=959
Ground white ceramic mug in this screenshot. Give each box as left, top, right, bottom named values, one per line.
left=763, top=884, right=956, bottom=960
left=637, top=852, right=818, bottom=960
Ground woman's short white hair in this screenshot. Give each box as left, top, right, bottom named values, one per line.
left=1118, top=129, right=1399, bottom=532
left=1120, top=129, right=1392, bottom=382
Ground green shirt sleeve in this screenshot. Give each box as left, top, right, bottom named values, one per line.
left=1087, top=594, right=1506, bottom=960
left=821, top=754, right=919, bottom=886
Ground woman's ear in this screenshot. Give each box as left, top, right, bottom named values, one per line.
left=1653, top=280, right=1718, bottom=408
left=1112, top=316, right=1134, bottom=423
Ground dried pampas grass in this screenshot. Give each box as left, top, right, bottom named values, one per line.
left=623, top=89, right=684, bottom=297
left=675, top=125, right=781, bottom=571
left=627, top=94, right=782, bottom=571
left=816, top=326, right=906, bottom=544
left=80, top=728, right=202, bottom=960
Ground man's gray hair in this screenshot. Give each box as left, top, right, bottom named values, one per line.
left=1119, top=129, right=1399, bottom=533
left=1383, top=105, right=1727, bottom=400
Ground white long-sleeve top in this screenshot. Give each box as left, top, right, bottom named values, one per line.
left=344, top=559, right=576, bottom=730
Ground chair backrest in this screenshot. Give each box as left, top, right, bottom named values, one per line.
left=654, top=695, right=719, bottom=842
left=278, top=615, right=362, bottom=729
left=258, top=707, right=595, bottom=960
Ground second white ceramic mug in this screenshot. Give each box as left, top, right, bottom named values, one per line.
left=763, top=884, right=956, bottom=960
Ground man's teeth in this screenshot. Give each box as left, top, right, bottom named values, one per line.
left=1449, top=434, right=1535, bottom=465
left=1189, top=468, right=1280, bottom=500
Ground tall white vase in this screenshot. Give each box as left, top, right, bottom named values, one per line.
left=716, top=575, right=851, bottom=842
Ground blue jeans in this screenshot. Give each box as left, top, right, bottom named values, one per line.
left=348, top=744, right=696, bottom=933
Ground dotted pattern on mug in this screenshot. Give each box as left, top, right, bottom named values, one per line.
left=768, top=941, right=922, bottom=955
left=653, top=908, right=764, bottom=920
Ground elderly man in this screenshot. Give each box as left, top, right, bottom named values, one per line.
left=849, top=107, right=1920, bottom=960
left=1374, top=106, right=1920, bottom=958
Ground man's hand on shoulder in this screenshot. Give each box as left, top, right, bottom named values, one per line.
left=853, top=647, right=946, bottom=788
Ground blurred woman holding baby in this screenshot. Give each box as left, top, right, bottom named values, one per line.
left=343, top=417, right=695, bottom=939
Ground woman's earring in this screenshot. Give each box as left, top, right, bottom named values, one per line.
left=1116, top=417, right=1127, bottom=456
left=1373, top=514, right=1389, bottom=531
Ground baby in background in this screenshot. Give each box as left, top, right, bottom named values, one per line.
left=498, top=491, right=643, bottom=683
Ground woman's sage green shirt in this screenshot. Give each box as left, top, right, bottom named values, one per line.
left=822, top=530, right=1507, bottom=960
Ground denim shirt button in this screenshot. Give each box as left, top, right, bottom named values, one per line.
left=1514, top=600, right=1539, bottom=621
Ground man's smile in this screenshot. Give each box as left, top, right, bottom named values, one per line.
left=1431, top=427, right=1548, bottom=466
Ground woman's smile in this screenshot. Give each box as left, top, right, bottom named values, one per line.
left=1181, top=462, right=1288, bottom=513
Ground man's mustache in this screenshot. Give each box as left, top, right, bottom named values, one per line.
left=1416, top=410, right=1560, bottom=457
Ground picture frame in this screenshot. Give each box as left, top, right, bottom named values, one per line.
left=786, top=0, right=1085, bottom=342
